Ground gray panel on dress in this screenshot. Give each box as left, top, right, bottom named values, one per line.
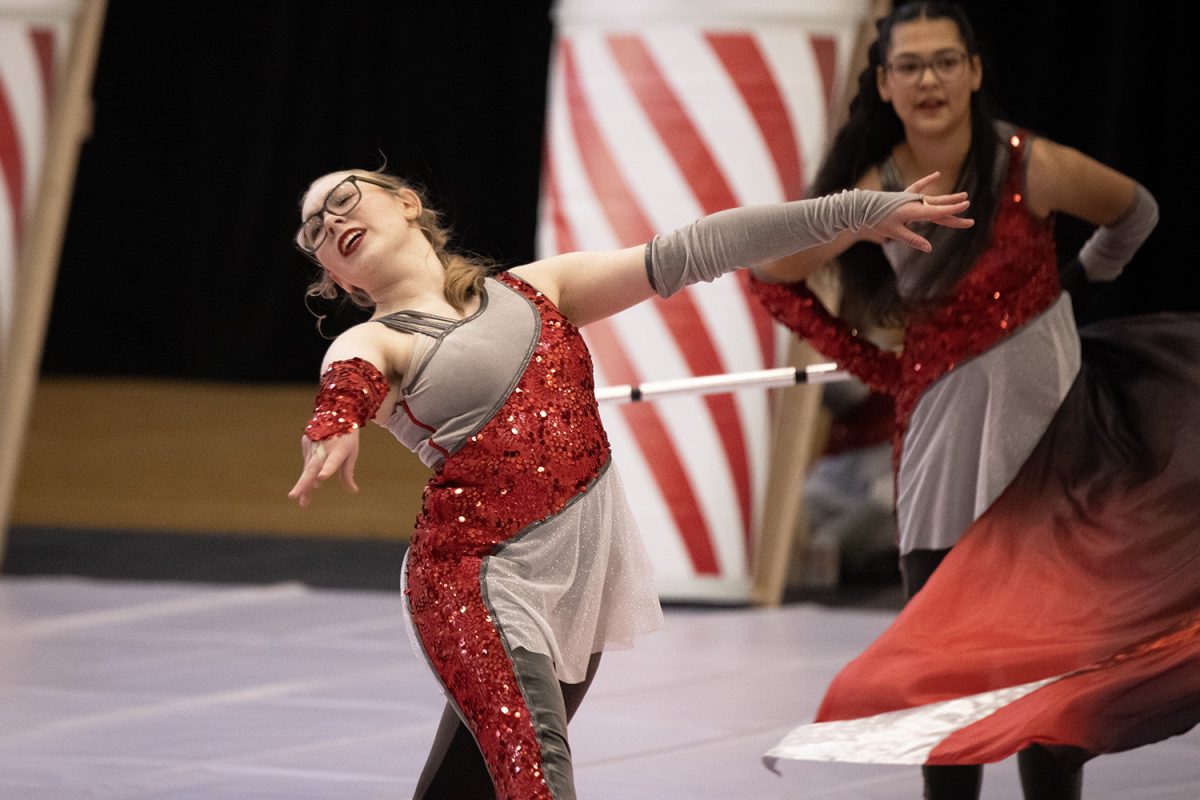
left=896, top=295, right=1079, bottom=553
left=379, top=277, right=539, bottom=468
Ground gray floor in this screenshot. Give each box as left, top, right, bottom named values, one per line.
left=0, top=576, right=1196, bottom=799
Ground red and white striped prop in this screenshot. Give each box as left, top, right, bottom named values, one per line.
left=0, top=1, right=74, bottom=348
left=539, top=0, right=870, bottom=600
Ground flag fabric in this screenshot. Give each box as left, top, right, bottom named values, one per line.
left=539, top=0, right=869, bottom=600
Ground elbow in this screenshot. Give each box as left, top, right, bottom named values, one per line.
left=1112, top=182, right=1157, bottom=232
left=1135, top=183, right=1159, bottom=233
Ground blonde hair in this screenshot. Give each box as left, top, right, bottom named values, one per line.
left=302, top=170, right=492, bottom=313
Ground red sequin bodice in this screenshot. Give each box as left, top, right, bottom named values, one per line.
left=895, top=133, right=1061, bottom=442
left=409, top=274, right=610, bottom=560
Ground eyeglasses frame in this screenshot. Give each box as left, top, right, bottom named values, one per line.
left=883, top=48, right=971, bottom=87
left=294, top=174, right=397, bottom=263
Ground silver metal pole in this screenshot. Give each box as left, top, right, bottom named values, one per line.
left=595, top=363, right=852, bottom=403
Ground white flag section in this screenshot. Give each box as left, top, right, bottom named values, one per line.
left=0, top=1, right=75, bottom=351
left=763, top=675, right=1062, bottom=768
left=540, top=0, right=870, bottom=600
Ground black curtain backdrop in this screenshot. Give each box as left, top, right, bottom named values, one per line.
left=42, top=1, right=1195, bottom=382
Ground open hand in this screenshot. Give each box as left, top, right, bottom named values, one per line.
left=287, top=431, right=361, bottom=507
left=865, top=172, right=975, bottom=252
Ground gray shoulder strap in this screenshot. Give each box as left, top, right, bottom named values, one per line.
left=374, top=310, right=456, bottom=337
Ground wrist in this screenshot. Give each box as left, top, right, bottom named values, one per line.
left=305, top=357, right=390, bottom=441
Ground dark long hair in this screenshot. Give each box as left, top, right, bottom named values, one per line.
left=813, top=1, right=999, bottom=325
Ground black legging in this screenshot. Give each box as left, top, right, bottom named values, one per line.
left=902, top=550, right=1086, bottom=800
left=413, top=649, right=603, bottom=800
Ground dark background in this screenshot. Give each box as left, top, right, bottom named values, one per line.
left=42, top=1, right=1196, bottom=383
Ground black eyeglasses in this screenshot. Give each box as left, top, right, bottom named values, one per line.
left=295, top=174, right=395, bottom=259
left=885, top=49, right=969, bottom=86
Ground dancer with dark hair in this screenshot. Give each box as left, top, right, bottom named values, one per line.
left=754, top=3, right=1200, bottom=799
left=285, top=168, right=971, bottom=799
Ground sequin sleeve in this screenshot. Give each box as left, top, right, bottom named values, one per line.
left=748, top=275, right=901, bottom=396
left=646, top=189, right=920, bottom=298
left=304, top=357, right=391, bottom=441
left=1077, top=183, right=1158, bottom=282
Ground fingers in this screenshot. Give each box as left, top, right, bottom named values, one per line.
left=904, top=198, right=975, bottom=228
left=288, top=440, right=328, bottom=507
left=934, top=214, right=977, bottom=229
left=923, top=200, right=975, bottom=229
left=288, top=468, right=317, bottom=507
left=901, top=229, right=933, bottom=253
left=868, top=189, right=974, bottom=253
left=290, top=438, right=318, bottom=505
left=920, top=191, right=969, bottom=207
left=316, top=446, right=347, bottom=483
left=867, top=222, right=933, bottom=253
left=338, top=446, right=360, bottom=494
left=288, top=434, right=363, bottom=506
left=905, top=171, right=941, bottom=194
left=287, top=483, right=312, bottom=508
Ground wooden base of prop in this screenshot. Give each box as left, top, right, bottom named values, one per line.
left=0, top=0, right=109, bottom=567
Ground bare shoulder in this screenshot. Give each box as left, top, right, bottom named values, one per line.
left=1026, top=136, right=1136, bottom=224
left=507, top=260, right=559, bottom=304
left=321, top=320, right=414, bottom=382
left=1026, top=135, right=1084, bottom=168
left=509, top=246, right=649, bottom=327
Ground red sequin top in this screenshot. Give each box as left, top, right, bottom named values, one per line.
left=409, top=274, right=611, bottom=560
left=750, top=131, right=1061, bottom=461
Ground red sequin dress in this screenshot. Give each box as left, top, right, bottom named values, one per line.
left=755, top=132, right=1200, bottom=766
left=754, top=130, right=1073, bottom=555
left=381, top=274, right=662, bottom=798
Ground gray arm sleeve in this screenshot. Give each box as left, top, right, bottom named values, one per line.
left=645, top=189, right=918, bottom=298
left=1077, top=183, right=1158, bottom=282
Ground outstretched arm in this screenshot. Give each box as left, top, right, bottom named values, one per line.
left=510, top=245, right=652, bottom=328
left=512, top=177, right=972, bottom=326
left=287, top=324, right=405, bottom=507
left=747, top=174, right=968, bottom=392
left=748, top=277, right=902, bottom=395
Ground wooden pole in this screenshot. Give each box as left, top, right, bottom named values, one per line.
left=0, top=0, right=109, bottom=567
left=748, top=335, right=831, bottom=605
left=749, top=0, right=891, bottom=606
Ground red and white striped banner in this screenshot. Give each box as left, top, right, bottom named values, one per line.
left=539, top=0, right=869, bottom=600
left=0, top=1, right=74, bottom=349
